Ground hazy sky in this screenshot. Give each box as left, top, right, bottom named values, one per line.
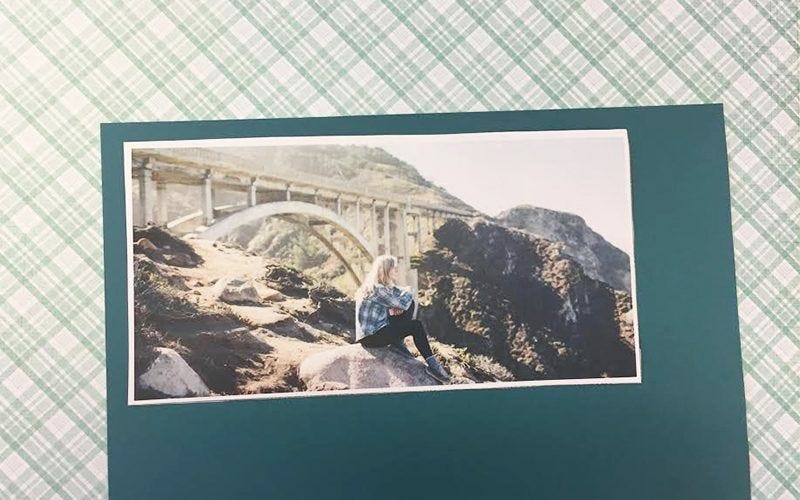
left=359, top=132, right=633, bottom=254
left=167, top=130, right=633, bottom=254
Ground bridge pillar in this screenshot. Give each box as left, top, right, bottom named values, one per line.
left=399, top=205, right=411, bottom=284
left=202, top=169, right=214, bottom=225
left=248, top=177, right=257, bottom=207
left=355, top=198, right=361, bottom=231
left=285, top=184, right=292, bottom=201
left=156, top=181, right=168, bottom=226
left=382, top=203, right=391, bottom=255
left=137, top=159, right=155, bottom=225
left=408, top=269, right=419, bottom=307
left=416, top=212, right=423, bottom=252
left=313, top=189, right=319, bottom=205
left=370, top=200, right=378, bottom=249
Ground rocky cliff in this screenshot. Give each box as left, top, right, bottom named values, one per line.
left=496, top=205, right=631, bottom=292
left=417, top=218, right=636, bottom=380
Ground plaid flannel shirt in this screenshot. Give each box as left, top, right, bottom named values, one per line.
left=355, top=284, right=414, bottom=341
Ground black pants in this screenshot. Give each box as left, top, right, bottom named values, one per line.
left=358, top=300, right=434, bottom=359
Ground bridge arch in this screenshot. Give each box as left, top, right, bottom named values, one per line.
left=197, top=201, right=376, bottom=286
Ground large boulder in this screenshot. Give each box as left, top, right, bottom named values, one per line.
left=137, top=347, right=211, bottom=397
left=134, top=237, right=157, bottom=253
left=213, top=276, right=262, bottom=305
left=298, top=344, right=441, bottom=391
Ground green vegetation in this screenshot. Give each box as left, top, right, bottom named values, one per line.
left=133, top=258, right=204, bottom=325
left=448, top=345, right=515, bottom=382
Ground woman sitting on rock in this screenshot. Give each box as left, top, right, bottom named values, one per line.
left=354, top=255, right=450, bottom=383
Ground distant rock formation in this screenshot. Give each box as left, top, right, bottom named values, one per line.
left=418, top=218, right=636, bottom=380
left=299, top=344, right=442, bottom=390
left=496, top=205, right=631, bottom=292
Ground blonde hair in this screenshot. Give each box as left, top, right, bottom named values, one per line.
left=355, top=255, right=397, bottom=301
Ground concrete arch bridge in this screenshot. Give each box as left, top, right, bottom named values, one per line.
left=131, top=148, right=476, bottom=287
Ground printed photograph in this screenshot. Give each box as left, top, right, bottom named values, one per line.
left=126, top=130, right=640, bottom=404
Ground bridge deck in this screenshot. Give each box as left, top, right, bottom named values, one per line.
left=132, top=147, right=476, bottom=217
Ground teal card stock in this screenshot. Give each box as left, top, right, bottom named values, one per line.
left=102, top=105, right=750, bottom=499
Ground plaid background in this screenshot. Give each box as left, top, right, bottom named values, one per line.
left=0, top=1, right=796, bottom=498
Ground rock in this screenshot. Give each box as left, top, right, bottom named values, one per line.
left=229, top=304, right=290, bottom=327
left=306, top=283, right=355, bottom=329
left=137, top=347, right=210, bottom=397
left=213, top=276, right=262, bottom=305
left=256, top=284, right=286, bottom=302
left=310, top=381, right=349, bottom=391
left=159, top=252, right=194, bottom=267
left=132, top=225, right=202, bottom=267
left=615, top=291, right=636, bottom=348
left=299, top=344, right=442, bottom=391
left=134, top=237, right=157, bottom=253
left=496, top=205, right=631, bottom=292
left=620, top=310, right=633, bottom=324
left=449, top=376, right=477, bottom=385
left=262, top=262, right=315, bottom=297
left=133, top=237, right=197, bottom=268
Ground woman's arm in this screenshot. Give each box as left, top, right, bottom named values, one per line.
left=372, top=285, right=413, bottom=310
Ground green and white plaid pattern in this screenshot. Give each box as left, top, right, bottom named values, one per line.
left=1, top=1, right=797, bottom=498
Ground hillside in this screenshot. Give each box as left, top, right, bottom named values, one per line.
left=132, top=226, right=506, bottom=399
left=221, top=145, right=473, bottom=210
left=131, top=220, right=635, bottom=400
